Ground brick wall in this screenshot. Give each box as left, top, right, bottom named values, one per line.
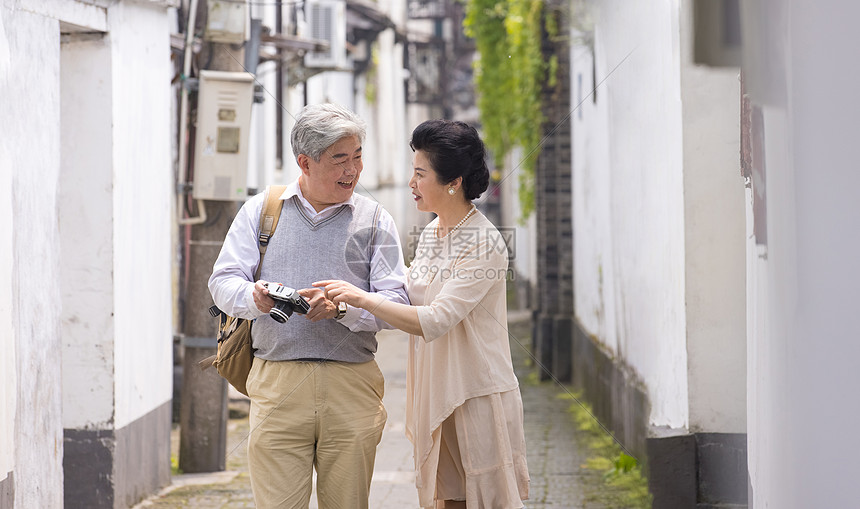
left=533, top=0, right=575, bottom=381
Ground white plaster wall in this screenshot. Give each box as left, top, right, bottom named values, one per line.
left=282, top=82, right=306, bottom=181
left=743, top=186, right=764, bottom=507
left=359, top=26, right=413, bottom=245
left=109, top=1, right=174, bottom=429
left=248, top=61, right=278, bottom=188
left=498, top=146, right=536, bottom=299
left=353, top=73, right=381, bottom=194
left=0, top=8, right=15, bottom=482
left=0, top=6, right=65, bottom=506
left=572, top=0, right=688, bottom=428
left=744, top=2, right=860, bottom=506
left=677, top=0, right=745, bottom=433
left=571, top=35, right=617, bottom=349
left=306, top=71, right=355, bottom=110
left=745, top=105, right=800, bottom=508
left=742, top=106, right=785, bottom=498
left=21, top=0, right=107, bottom=32
left=374, top=29, right=405, bottom=188
left=60, top=34, right=116, bottom=430
left=247, top=2, right=277, bottom=189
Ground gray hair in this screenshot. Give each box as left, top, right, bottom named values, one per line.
left=290, top=103, right=367, bottom=162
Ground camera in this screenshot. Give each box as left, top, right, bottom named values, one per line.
left=266, top=283, right=311, bottom=323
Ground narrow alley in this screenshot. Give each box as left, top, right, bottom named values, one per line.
left=134, top=313, right=618, bottom=508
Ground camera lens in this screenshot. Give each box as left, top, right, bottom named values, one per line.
left=270, top=300, right=292, bottom=323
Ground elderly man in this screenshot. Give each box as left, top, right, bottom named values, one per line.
left=208, top=103, right=408, bottom=508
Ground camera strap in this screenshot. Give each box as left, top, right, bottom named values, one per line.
left=257, top=185, right=288, bottom=268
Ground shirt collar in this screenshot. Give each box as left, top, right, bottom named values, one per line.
left=280, top=178, right=356, bottom=213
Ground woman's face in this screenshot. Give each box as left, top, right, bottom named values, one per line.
left=409, top=150, right=452, bottom=214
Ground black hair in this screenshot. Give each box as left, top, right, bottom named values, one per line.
left=409, top=120, right=490, bottom=201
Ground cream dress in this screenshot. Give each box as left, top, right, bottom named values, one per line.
left=405, top=210, right=529, bottom=508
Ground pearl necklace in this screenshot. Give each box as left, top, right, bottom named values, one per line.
left=435, top=205, right=477, bottom=240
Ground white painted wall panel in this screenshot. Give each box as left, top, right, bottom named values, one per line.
left=745, top=2, right=860, bottom=505
left=60, top=34, right=116, bottom=430
left=109, top=1, right=173, bottom=429
left=678, top=1, right=745, bottom=433
left=573, top=0, right=688, bottom=428
left=499, top=147, right=536, bottom=297
left=0, top=8, right=15, bottom=481
left=1, top=7, right=65, bottom=507
left=571, top=38, right=617, bottom=351
left=306, top=71, right=354, bottom=111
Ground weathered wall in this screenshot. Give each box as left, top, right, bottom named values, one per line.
left=2, top=1, right=174, bottom=506
left=0, top=8, right=16, bottom=503
left=0, top=5, right=66, bottom=508
left=60, top=33, right=116, bottom=431
left=571, top=0, right=688, bottom=428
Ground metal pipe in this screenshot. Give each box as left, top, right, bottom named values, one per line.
left=177, top=0, right=207, bottom=226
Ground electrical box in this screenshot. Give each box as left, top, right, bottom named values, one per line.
left=205, top=0, right=248, bottom=44
left=192, top=70, right=254, bottom=201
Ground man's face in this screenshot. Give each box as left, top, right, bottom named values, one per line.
left=298, top=135, right=363, bottom=211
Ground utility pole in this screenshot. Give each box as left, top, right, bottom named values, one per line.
left=178, top=0, right=247, bottom=473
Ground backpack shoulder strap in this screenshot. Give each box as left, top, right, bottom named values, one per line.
left=255, top=185, right=287, bottom=279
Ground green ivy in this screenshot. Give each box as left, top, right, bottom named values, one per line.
left=464, top=0, right=545, bottom=219
left=365, top=42, right=379, bottom=105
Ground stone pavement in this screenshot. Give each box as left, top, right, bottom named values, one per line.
left=506, top=314, right=606, bottom=509
left=134, top=315, right=607, bottom=508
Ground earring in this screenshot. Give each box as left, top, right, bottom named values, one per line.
left=448, top=188, right=456, bottom=195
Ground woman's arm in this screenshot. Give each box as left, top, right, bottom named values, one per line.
left=312, top=280, right=424, bottom=336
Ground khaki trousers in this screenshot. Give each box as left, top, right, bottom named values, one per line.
left=246, top=358, right=387, bottom=509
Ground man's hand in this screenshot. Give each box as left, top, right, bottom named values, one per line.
left=298, top=287, right=338, bottom=322
left=253, top=280, right=275, bottom=313
left=312, top=280, right=373, bottom=310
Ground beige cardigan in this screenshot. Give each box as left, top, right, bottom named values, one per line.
left=405, top=211, right=521, bottom=505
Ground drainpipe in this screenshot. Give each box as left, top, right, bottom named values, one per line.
left=177, top=0, right=207, bottom=226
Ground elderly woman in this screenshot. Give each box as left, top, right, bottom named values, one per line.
left=315, top=119, right=529, bottom=508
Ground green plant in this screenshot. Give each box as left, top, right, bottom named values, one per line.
left=171, top=454, right=183, bottom=476
left=560, top=391, right=653, bottom=508
left=463, top=0, right=546, bottom=219
left=364, top=42, right=379, bottom=105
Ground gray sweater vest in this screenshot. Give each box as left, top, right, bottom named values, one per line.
left=252, top=194, right=380, bottom=362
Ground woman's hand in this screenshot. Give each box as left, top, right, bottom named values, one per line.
left=315, top=279, right=423, bottom=336
left=313, top=280, right=374, bottom=310
left=297, top=287, right=338, bottom=322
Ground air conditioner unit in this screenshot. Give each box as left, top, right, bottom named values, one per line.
left=304, top=0, right=347, bottom=69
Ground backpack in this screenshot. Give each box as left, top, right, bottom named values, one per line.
left=199, top=185, right=287, bottom=396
